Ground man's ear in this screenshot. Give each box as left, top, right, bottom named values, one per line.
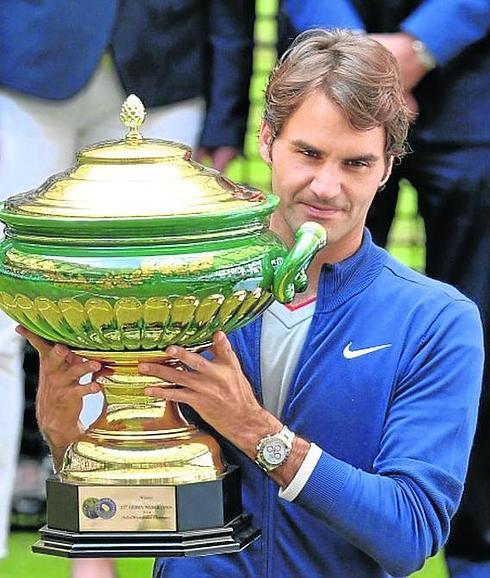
left=379, top=156, right=394, bottom=188
left=258, top=122, right=274, bottom=164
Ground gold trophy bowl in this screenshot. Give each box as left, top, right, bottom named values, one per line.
left=0, top=96, right=326, bottom=557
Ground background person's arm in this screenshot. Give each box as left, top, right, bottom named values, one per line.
left=370, top=0, right=490, bottom=111
left=400, top=0, right=490, bottom=67
left=197, top=0, right=256, bottom=171
left=282, top=0, right=364, bottom=31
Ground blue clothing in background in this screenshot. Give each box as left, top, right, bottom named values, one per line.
left=0, top=0, right=255, bottom=149
left=281, top=0, right=490, bottom=144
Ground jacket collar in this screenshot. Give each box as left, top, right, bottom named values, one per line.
left=316, top=228, right=388, bottom=313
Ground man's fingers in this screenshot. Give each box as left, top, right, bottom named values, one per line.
left=74, top=381, right=102, bottom=397
left=144, top=386, right=196, bottom=406
left=166, top=345, right=212, bottom=374
left=65, top=359, right=101, bottom=383
left=92, top=366, right=114, bottom=380
left=138, top=362, right=199, bottom=388
left=46, top=342, right=76, bottom=371
left=16, top=325, right=52, bottom=356
left=211, top=331, right=239, bottom=365
left=17, top=326, right=84, bottom=371
left=64, top=349, right=88, bottom=366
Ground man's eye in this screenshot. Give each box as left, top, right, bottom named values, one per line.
left=299, top=148, right=319, bottom=159
left=346, top=159, right=369, bottom=168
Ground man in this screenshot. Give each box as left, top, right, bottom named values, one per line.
left=21, top=30, right=484, bottom=577
left=279, top=3, right=490, bottom=575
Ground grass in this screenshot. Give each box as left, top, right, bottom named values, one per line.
left=0, top=532, right=154, bottom=578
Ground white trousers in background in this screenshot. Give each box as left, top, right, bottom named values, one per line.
left=0, top=56, right=205, bottom=556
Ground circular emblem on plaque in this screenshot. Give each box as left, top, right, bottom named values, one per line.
left=81, top=497, right=99, bottom=519
left=95, top=497, right=117, bottom=519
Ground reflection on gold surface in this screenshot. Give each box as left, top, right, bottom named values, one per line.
left=4, top=97, right=268, bottom=220
left=63, top=367, right=226, bottom=485
left=0, top=289, right=268, bottom=351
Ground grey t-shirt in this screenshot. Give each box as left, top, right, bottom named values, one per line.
left=260, top=299, right=316, bottom=417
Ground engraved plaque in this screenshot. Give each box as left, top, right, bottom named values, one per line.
left=78, top=486, right=177, bottom=532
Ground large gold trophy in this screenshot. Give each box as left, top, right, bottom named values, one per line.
left=0, top=96, right=325, bottom=558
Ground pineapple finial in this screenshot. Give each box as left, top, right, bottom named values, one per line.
left=120, top=94, right=146, bottom=142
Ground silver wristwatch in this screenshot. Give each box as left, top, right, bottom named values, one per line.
left=412, top=39, right=437, bottom=72
left=255, top=425, right=295, bottom=472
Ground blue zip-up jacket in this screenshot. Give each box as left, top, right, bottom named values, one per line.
left=155, top=231, right=484, bottom=577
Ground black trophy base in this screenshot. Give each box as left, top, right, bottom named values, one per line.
left=32, top=513, right=259, bottom=558
left=32, top=466, right=260, bottom=558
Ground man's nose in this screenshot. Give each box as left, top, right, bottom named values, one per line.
left=310, top=164, right=341, bottom=198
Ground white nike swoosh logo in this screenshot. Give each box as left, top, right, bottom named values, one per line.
left=343, top=342, right=392, bottom=359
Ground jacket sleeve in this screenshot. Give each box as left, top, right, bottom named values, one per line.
left=292, top=299, right=484, bottom=577
left=282, top=0, right=365, bottom=31
left=400, top=0, right=490, bottom=65
left=199, top=0, right=255, bottom=150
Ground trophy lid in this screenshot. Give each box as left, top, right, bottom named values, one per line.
left=0, top=95, right=278, bottom=244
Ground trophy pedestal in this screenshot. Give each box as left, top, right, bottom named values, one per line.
left=33, top=468, right=260, bottom=558
left=33, top=515, right=259, bottom=558
left=30, top=357, right=260, bottom=558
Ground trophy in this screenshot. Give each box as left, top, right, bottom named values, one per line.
left=0, top=96, right=326, bottom=558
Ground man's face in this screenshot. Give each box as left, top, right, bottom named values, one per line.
left=259, top=91, right=392, bottom=262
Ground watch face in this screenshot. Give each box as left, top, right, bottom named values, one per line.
left=262, top=438, right=286, bottom=465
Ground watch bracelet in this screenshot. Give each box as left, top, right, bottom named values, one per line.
left=411, top=39, right=437, bottom=71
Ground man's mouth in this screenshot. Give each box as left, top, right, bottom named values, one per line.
left=298, top=201, right=345, bottom=217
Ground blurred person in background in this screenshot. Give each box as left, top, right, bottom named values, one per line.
left=0, top=1, right=255, bottom=575
left=279, top=2, right=490, bottom=576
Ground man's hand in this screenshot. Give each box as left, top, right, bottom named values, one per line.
left=140, top=331, right=281, bottom=458
left=16, top=326, right=102, bottom=471
left=370, top=32, right=433, bottom=116
left=370, top=32, right=429, bottom=90
left=195, top=146, right=241, bottom=172
left=140, top=331, right=311, bottom=487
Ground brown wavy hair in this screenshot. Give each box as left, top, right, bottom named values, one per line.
left=263, top=29, right=413, bottom=159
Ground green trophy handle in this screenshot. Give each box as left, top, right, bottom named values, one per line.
left=272, top=221, right=327, bottom=304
